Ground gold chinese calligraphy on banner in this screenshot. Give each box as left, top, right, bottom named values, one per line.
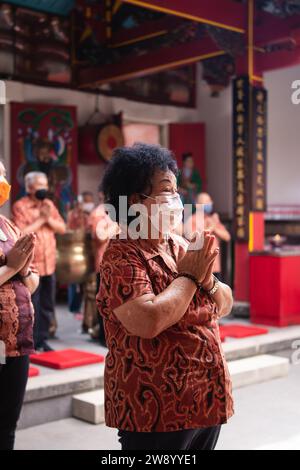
left=251, top=87, right=267, bottom=212
left=233, top=77, right=267, bottom=241
left=233, top=76, right=250, bottom=242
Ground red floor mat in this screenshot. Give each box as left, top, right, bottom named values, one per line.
left=30, top=349, right=105, bottom=370
left=219, top=330, right=227, bottom=342
left=28, top=366, right=40, bottom=377
left=219, top=324, right=269, bottom=340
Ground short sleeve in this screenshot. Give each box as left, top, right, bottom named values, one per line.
left=50, top=201, right=65, bottom=223
left=66, top=210, right=74, bottom=229
left=88, top=209, right=108, bottom=240
left=98, top=241, right=154, bottom=312
left=12, top=201, right=28, bottom=231
left=87, top=210, right=98, bottom=238
left=2, top=216, right=22, bottom=239
left=217, top=221, right=227, bottom=233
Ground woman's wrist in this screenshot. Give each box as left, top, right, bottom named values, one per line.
left=0, top=264, right=18, bottom=286
left=20, top=268, right=32, bottom=279
left=5, top=263, right=18, bottom=275
left=202, top=276, right=214, bottom=291
left=203, top=275, right=220, bottom=296
left=0, top=253, right=7, bottom=267
left=176, top=272, right=201, bottom=289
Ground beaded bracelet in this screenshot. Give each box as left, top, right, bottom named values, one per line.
left=176, top=272, right=202, bottom=290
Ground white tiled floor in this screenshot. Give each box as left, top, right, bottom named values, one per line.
left=17, top=304, right=300, bottom=450
left=16, top=363, right=300, bottom=450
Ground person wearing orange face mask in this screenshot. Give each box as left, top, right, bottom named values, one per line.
left=12, top=171, right=66, bottom=351
left=0, top=161, right=39, bottom=450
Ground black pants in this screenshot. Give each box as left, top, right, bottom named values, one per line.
left=118, top=426, right=221, bottom=451
left=0, top=356, right=29, bottom=450
left=32, top=274, right=56, bottom=347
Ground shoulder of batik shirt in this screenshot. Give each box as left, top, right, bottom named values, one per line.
left=0, top=214, right=21, bottom=240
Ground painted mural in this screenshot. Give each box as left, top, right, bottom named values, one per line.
left=10, top=102, right=78, bottom=218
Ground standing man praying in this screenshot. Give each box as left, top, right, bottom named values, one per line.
left=12, top=172, right=66, bottom=351
left=185, top=192, right=231, bottom=279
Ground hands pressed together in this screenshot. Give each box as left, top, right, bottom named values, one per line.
left=39, top=201, right=52, bottom=223
left=177, top=230, right=218, bottom=291
left=6, top=233, right=36, bottom=277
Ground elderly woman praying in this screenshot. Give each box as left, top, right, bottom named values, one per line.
left=0, top=161, right=39, bottom=450
left=97, top=143, right=234, bottom=451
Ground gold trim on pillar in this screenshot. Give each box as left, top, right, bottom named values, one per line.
left=249, top=212, right=254, bottom=252
left=113, top=0, right=122, bottom=14
left=105, top=0, right=112, bottom=40
left=111, top=30, right=168, bottom=48
left=248, top=0, right=254, bottom=82
left=252, top=75, right=264, bottom=82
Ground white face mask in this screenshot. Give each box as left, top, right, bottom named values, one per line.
left=141, top=193, right=184, bottom=233
left=183, top=168, right=192, bottom=179
left=82, top=202, right=95, bottom=213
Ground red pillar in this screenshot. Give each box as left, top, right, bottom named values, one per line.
left=233, top=0, right=266, bottom=303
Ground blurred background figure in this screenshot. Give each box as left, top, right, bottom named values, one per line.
left=67, top=191, right=95, bottom=231
left=23, top=139, right=56, bottom=184
left=185, top=192, right=231, bottom=280
left=178, top=152, right=202, bottom=206
left=66, top=191, right=95, bottom=318
left=86, top=186, right=119, bottom=344
left=12, top=172, right=66, bottom=351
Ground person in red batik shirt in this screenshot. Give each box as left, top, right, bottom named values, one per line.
left=97, top=144, right=234, bottom=451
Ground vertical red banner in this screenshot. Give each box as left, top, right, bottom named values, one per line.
left=250, top=87, right=267, bottom=212
left=233, top=76, right=250, bottom=242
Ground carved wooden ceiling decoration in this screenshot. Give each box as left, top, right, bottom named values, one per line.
left=1, top=0, right=300, bottom=104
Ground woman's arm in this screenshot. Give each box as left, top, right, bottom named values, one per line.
left=0, top=265, right=18, bottom=286
left=201, top=258, right=233, bottom=319
left=47, top=216, right=66, bottom=234
left=114, top=276, right=197, bottom=339
left=38, top=201, right=66, bottom=235
left=210, top=282, right=233, bottom=318
left=21, top=271, right=40, bottom=294
left=214, top=224, right=231, bottom=242
left=5, top=233, right=39, bottom=294
left=114, top=232, right=219, bottom=339
left=0, top=263, right=39, bottom=294
left=18, top=242, right=39, bottom=294
left=22, top=218, right=45, bottom=234
left=114, top=274, right=233, bottom=338
left=211, top=214, right=231, bottom=242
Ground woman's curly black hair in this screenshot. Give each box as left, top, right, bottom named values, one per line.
left=102, top=142, right=178, bottom=224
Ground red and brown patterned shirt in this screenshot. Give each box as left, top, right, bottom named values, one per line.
left=88, top=204, right=119, bottom=272
left=0, top=215, right=37, bottom=357
left=12, top=196, right=65, bottom=277
left=67, top=208, right=89, bottom=231
left=97, top=235, right=234, bottom=433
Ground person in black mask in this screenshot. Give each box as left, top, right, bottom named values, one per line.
left=12, top=172, right=66, bottom=351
